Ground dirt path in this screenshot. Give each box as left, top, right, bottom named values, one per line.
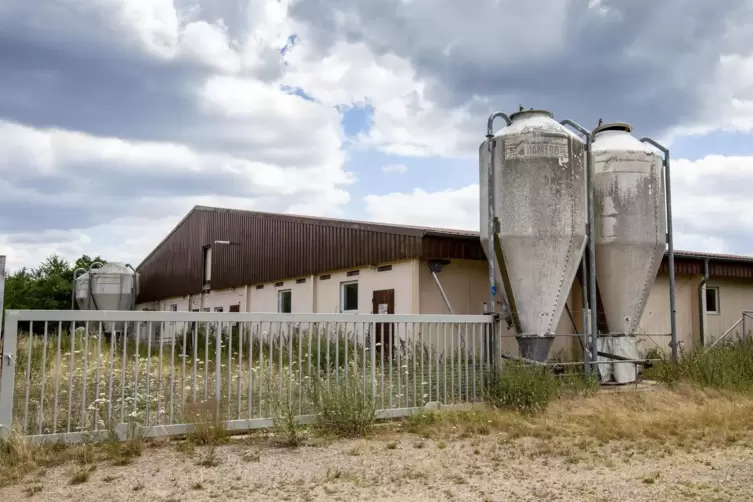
left=5, top=432, right=752, bottom=502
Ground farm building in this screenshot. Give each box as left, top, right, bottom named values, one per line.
left=135, top=205, right=753, bottom=359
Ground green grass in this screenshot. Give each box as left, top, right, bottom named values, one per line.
left=645, top=338, right=753, bottom=392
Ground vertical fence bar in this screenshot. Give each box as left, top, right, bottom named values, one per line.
left=215, top=321, right=222, bottom=419
left=420, top=323, right=425, bottom=406
left=132, top=323, right=141, bottom=424
left=380, top=322, right=385, bottom=410
left=396, top=322, right=401, bottom=408
left=326, top=322, right=331, bottom=391
left=95, top=321, right=103, bottom=429
left=66, top=321, right=75, bottom=433
left=38, top=321, right=49, bottom=435
left=192, top=321, right=198, bottom=404
left=298, top=322, right=303, bottom=414
left=335, top=322, right=340, bottom=386
left=362, top=322, right=367, bottom=406
left=203, top=321, right=209, bottom=402
left=238, top=322, right=244, bottom=420
left=471, top=323, right=477, bottom=400
left=428, top=323, right=433, bottom=403
left=120, top=322, right=128, bottom=424
left=443, top=323, right=448, bottom=404
left=412, top=322, right=417, bottom=408
left=435, top=323, right=440, bottom=404
left=344, top=322, right=349, bottom=393
left=182, top=320, right=188, bottom=417
left=107, top=322, right=115, bottom=424
left=464, top=324, right=470, bottom=402
left=227, top=321, right=233, bottom=420
left=247, top=322, right=254, bottom=419
left=53, top=321, right=62, bottom=434
left=80, top=321, right=90, bottom=430
left=267, top=325, right=273, bottom=417
left=145, top=321, right=153, bottom=427
left=388, top=322, right=393, bottom=408
left=170, top=321, right=176, bottom=424
left=17, top=326, right=28, bottom=434
left=370, top=321, right=376, bottom=408
left=157, top=321, right=165, bottom=426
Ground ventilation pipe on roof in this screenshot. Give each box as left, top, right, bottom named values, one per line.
left=698, top=258, right=710, bottom=346
left=427, top=259, right=453, bottom=314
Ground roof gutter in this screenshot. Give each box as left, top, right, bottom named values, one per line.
left=698, top=258, right=710, bottom=346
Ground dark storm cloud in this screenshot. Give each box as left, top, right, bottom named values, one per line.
left=0, top=1, right=287, bottom=152
left=290, top=0, right=752, bottom=136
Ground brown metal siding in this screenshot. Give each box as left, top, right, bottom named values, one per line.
left=658, top=256, right=753, bottom=279
left=137, top=208, right=424, bottom=303
left=422, top=235, right=486, bottom=261
left=136, top=206, right=753, bottom=303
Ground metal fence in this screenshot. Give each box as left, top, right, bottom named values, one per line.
left=0, top=310, right=493, bottom=444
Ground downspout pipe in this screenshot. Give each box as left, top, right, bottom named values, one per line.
left=698, top=258, right=710, bottom=346
left=640, top=138, right=677, bottom=361
left=427, top=260, right=453, bottom=315
left=561, top=119, right=595, bottom=374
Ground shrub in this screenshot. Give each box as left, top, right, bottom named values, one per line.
left=309, top=362, right=376, bottom=437
left=485, top=361, right=559, bottom=414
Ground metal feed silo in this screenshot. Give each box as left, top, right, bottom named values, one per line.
left=74, top=262, right=137, bottom=333
left=591, top=122, right=666, bottom=384
left=482, top=109, right=588, bottom=361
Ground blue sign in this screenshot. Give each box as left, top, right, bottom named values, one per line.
left=491, top=286, right=497, bottom=296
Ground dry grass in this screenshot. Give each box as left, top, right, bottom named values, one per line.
left=405, top=384, right=753, bottom=449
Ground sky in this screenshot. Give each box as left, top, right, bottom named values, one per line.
left=1, top=0, right=753, bottom=272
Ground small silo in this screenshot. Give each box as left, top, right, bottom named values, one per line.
left=591, top=122, right=666, bottom=383
left=481, top=109, right=588, bottom=360
left=74, top=262, right=138, bottom=333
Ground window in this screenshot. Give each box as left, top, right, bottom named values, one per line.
left=377, top=265, right=392, bottom=272
left=275, top=282, right=284, bottom=287
left=278, top=290, right=292, bottom=313
left=296, top=278, right=306, bottom=284
left=705, top=287, right=720, bottom=315
left=169, top=304, right=178, bottom=312
left=214, top=306, right=224, bottom=313
left=192, top=309, right=199, bottom=313
left=203, top=308, right=210, bottom=312
left=203, top=246, right=212, bottom=284
left=346, top=270, right=360, bottom=277
left=340, top=281, right=358, bottom=313
left=319, top=274, right=331, bottom=280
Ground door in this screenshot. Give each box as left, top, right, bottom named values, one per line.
left=372, top=289, right=395, bottom=355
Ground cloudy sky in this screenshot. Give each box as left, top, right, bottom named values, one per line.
left=1, top=0, right=753, bottom=271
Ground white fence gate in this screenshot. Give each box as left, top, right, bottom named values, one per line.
left=0, top=310, right=493, bottom=444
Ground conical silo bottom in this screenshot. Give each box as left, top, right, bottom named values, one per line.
left=516, top=334, right=555, bottom=362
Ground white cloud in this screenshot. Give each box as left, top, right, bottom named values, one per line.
left=281, top=36, right=480, bottom=158
left=380, top=163, right=407, bottom=174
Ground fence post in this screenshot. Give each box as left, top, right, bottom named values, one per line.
left=0, top=255, right=5, bottom=333
left=0, top=309, right=18, bottom=438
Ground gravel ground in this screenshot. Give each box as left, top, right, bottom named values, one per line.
left=4, top=433, right=753, bottom=502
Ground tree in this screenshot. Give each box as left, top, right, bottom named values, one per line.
left=3, top=253, right=108, bottom=313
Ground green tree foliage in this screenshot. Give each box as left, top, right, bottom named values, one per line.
left=3, top=254, right=107, bottom=313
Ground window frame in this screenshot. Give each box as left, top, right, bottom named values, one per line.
left=213, top=306, right=224, bottom=313
left=277, top=289, right=292, bottom=314
left=705, top=286, right=720, bottom=315
left=340, top=281, right=359, bottom=314
left=203, top=245, right=212, bottom=285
